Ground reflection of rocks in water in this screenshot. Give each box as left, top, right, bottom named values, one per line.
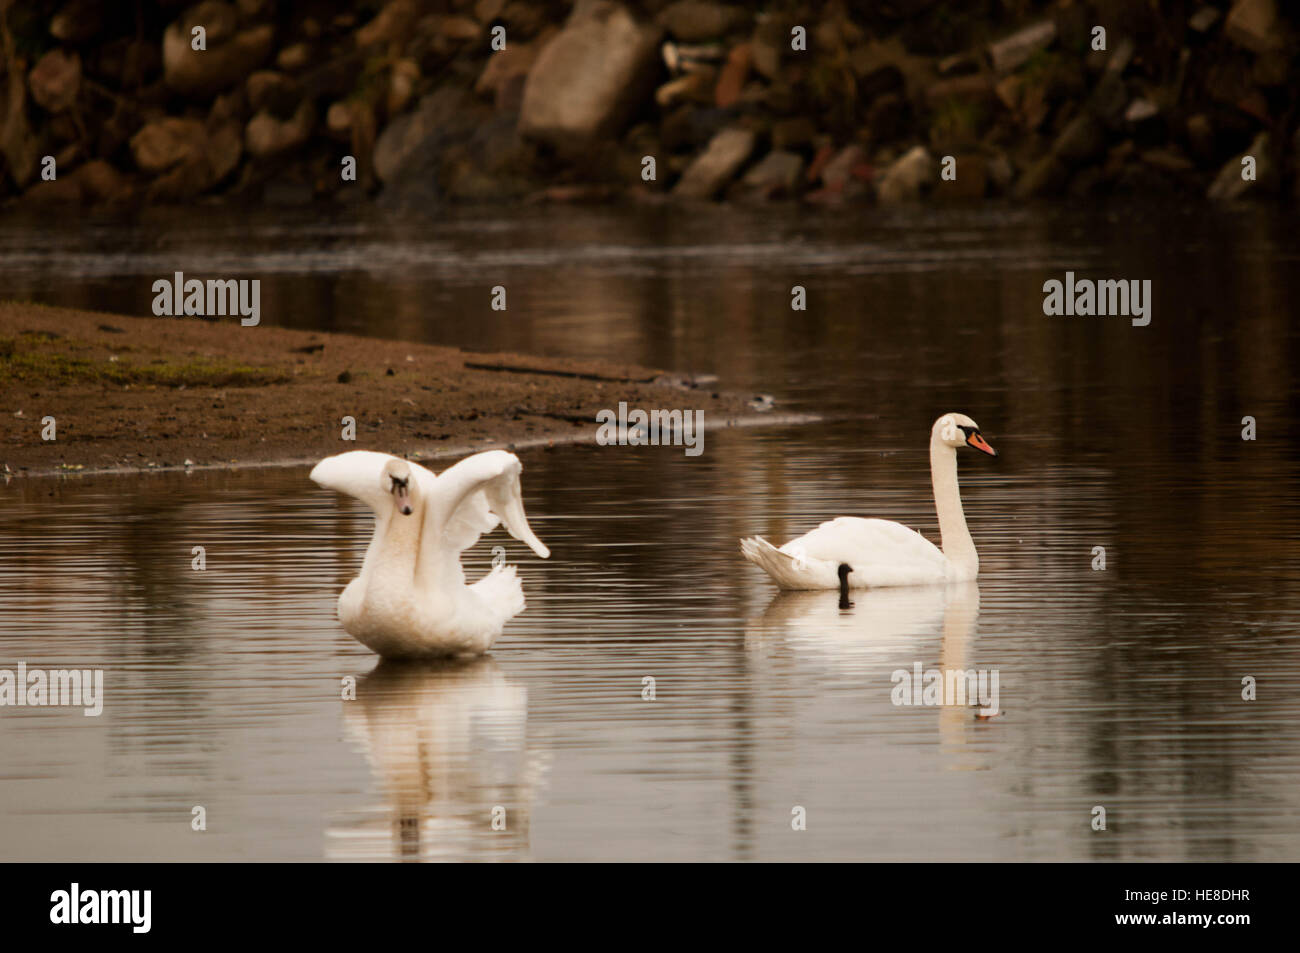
left=329, top=657, right=549, bottom=862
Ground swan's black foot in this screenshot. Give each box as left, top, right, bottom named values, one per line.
left=837, top=563, right=854, bottom=609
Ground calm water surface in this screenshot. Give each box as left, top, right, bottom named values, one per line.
left=1, top=204, right=1298, bottom=860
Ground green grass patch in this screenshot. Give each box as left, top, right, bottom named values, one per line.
left=0, top=336, right=290, bottom=388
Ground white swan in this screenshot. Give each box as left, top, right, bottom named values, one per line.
left=740, top=413, right=996, bottom=594
left=311, top=449, right=550, bottom=658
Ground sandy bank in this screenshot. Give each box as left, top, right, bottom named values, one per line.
left=1, top=301, right=796, bottom=477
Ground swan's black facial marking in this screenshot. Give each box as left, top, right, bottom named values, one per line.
left=389, top=474, right=413, bottom=515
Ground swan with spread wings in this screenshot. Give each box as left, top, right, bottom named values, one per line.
left=311, top=450, right=550, bottom=658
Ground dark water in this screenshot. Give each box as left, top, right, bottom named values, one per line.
left=1, top=203, right=1299, bottom=860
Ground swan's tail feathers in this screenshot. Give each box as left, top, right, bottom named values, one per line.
left=470, top=563, right=526, bottom=620
left=740, top=536, right=817, bottom=590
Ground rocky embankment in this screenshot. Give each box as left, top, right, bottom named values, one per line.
left=2, top=0, right=1296, bottom=209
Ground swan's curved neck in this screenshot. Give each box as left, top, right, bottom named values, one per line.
left=929, top=434, right=978, bottom=576
left=372, top=493, right=422, bottom=583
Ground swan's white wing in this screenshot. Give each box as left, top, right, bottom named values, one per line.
left=425, top=450, right=550, bottom=559
left=310, top=450, right=439, bottom=514
left=786, top=517, right=948, bottom=587
left=311, top=451, right=442, bottom=593
left=441, top=487, right=501, bottom=554
left=311, top=451, right=399, bottom=513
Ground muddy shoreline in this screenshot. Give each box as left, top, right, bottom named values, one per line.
left=1, top=301, right=801, bottom=478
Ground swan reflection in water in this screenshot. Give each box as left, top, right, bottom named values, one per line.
left=328, top=657, right=549, bottom=861
left=745, top=582, right=991, bottom=756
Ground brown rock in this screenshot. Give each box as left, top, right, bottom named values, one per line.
left=1085, top=72, right=1128, bottom=125
left=476, top=0, right=507, bottom=22
left=657, top=2, right=746, bottom=42
left=1140, top=148, right=1194, bottom=173
left=986, top=152, right=1013, bottom=192
left=742, top=149, right=804, bottom=195
left=372, top=87, right=466, bottom=183
left=276, top=43, right=312, bottom=72
left=1188, top=7, right=1221, bottom=33
left=130, top=118, right=207, bottom=174
left=1124, top=98, right=1158, bottom=124
left=28, top=49, right=81, bottom=113
left=326, top=101, right=354, bottom=141
left=496, top=72, right=529, bottom=114
left=129, top=102, right=243, bottom=200
left=499, top=2, right=548, bottom=39
left=519, top=2, right=662, bottom=148
left=1224, top=0, right=1279, bottom=54
left=70, top=159, right=133, bottom=205
left=714, top=42, right=752, bottom=108
left=988, top=20, right=1056, bottom=74
left=655, top=71, right=713, bottom=109
left=163, top=6, right=274, bottom=96
left=356, top=0, right=418, bottom=48
left=1053, top=114, right=1107, bottom=165
left=820, top=144, right=870, bottom=190
left=1208, top=131, right=1272, bottom=200
left=1105, top=37, right=1135, bottom=76
left=50, top=0, right=105, bottom=44
left=23, top=175, right=85, bottom=205
left=1019, top=84, right=1050, bottom=129
left=206, top=119, right=243, bottom=182
left=245, top=101, right=314, bottom=158
left=751, top=38, right=779, bottom=80
left=995, top=75, right=1022, bottom=111
left=672, top=125, right=755, bottom=199
left=937, top=52, right=979, bottom=77
left=147, top=156, right=216, bottom=203
left=1013, top=154, right=1069, bottom=198
left=246, top=71, right=296, bottom=114
left=875, top=145, right=932, bottom=203
left=439, top=15, right=482, bottom=41
left=926, top=73, right=994, bottom=109
left=477, top=34, right=550, bottom=103
left=388, top=59, right=420, bottom=115
left=186, top=1, right=239, bottom=45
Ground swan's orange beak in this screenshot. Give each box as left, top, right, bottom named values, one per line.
left=967, top=432, right=997, bottom=457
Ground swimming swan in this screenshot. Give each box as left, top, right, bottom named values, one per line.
left=740, top=413, right=997, bottom=598
left=311, top=449, right=550, bottom=658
